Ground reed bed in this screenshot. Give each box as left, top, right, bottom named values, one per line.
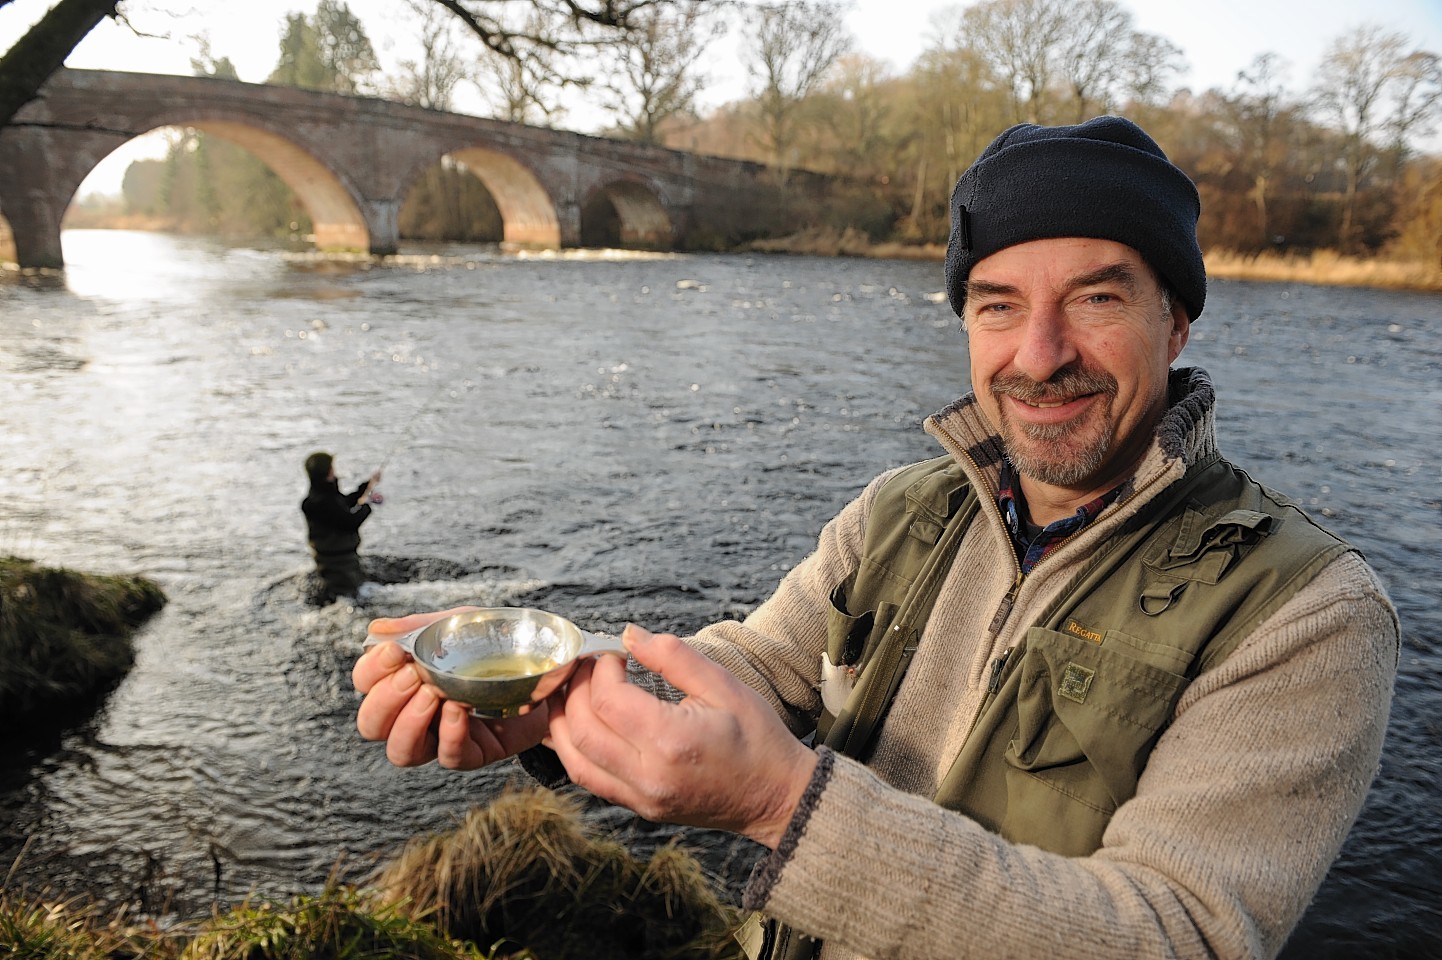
left=744, top=228, right=1442, bottom=294
left=1204, top=249, right=1442, bottom=292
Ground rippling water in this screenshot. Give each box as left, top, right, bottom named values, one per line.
left=1, top=231, right=1438, bottom=956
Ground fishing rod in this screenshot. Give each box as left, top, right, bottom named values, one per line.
left=371, top=376, right=477, bottom=480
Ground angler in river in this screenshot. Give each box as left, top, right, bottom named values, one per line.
left=301, top=451, right=382, bottom=605
left=352, top=116, right=1399, bottom=960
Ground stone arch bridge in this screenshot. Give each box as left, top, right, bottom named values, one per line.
left=0, top=69, right=803, bottom=268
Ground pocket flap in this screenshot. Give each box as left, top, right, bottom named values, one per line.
left=1008, top=628, right=1187, bottom=806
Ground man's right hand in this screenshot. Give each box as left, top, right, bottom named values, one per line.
left=353, top=608, right=550, bottom=769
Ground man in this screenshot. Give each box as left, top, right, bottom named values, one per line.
left=353, top=117, right=1398, bottom=959
left=301, top=451, right=381, bottom=604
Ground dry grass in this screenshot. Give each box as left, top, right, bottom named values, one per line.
left=1204, top=249, right=1442, bottom=293
left=741, top=225, right=943, bottom=261
left=0, top=882, right=181, bottom=960
left=371, top=786, right=743, bottom=960
left=179, top=884, right=478, bottom=960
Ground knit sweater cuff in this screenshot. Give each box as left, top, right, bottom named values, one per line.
left=742, top=746, right=835, bottom=910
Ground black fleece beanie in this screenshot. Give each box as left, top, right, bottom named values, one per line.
left=944, top=115, right=1206, bottom=321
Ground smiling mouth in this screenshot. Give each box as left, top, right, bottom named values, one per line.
left=992, top=368, right=1117, bottom=415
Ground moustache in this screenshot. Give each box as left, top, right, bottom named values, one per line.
left=991, top=368, right=1117, bottom=404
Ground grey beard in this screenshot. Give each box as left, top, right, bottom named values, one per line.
left=992, top=367, right=1117, bottom=487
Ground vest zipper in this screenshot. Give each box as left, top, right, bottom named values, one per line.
left=987, top=647, right=1013, bottom=693
left=986, top=567, right=1024, bottom=641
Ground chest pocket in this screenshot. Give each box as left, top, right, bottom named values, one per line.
left=1138, top=508, right=1272, bottom=614
left=995, top=625, right=1191, bottom=854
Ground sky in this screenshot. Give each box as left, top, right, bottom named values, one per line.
left=4, top=0, right=1442, bottom=195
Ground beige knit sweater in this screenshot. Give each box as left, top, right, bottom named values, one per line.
left=683, top=367, right=1399, bottom=960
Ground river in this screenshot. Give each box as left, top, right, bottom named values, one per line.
left=1, top=230, right=1438, bottom=957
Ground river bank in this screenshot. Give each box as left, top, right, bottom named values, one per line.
left=744, top=226, right=1442, bottom=294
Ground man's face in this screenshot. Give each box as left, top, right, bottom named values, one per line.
left=962, top=238, right=1190, bottom=502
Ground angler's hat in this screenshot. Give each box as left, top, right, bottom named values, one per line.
left=944, top=115, right=1206, bottom=321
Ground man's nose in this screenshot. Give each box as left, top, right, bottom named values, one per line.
left=1013, top=308, right=1078, bottom=383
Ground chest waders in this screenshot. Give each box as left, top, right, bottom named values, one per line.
left=739, top=454, right=1354, bottom=960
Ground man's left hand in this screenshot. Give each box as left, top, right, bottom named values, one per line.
left=546, top=624, right=817, bottom=850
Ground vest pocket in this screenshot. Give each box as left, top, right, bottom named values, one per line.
left=999, top=627, right=1188, bottom=852
left=819, top=590, right=902, bottom=743
left=824, top=584, right=902, bottom=670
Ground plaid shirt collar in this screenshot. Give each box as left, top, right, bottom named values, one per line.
left=997, top=460, right=1126, bottom=574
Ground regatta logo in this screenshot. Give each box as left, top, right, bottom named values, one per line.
left=1059, top=662, right=1095, bottom=703
left=1063, top=618, right=1103, bottom=645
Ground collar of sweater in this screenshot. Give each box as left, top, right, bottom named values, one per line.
left=922, top=366, right=1220, bottom=502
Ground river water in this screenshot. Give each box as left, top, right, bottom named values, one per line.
left=1, top=230, right=1438, bottom=957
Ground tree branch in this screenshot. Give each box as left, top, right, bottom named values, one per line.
left=0, top=0, right=119, bottom=128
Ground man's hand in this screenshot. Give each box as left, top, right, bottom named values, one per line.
left=353, top=607, right=548, bottom=769
left=546, top=625, right=818, bottom=850
left=360, top=470, right=383, bottom=505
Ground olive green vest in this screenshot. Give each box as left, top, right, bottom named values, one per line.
left=740, top=453, right=1354, bottom=960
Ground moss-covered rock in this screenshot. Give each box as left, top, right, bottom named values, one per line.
left=0, top=556, right=167, bottom=727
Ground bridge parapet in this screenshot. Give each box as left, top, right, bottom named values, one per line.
left=0, top=69, right=823, bottom=268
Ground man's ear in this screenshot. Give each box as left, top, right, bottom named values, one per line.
left=1167, top=299, right=1191, bottom=362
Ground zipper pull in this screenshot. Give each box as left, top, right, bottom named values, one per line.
left=987, top=569, right=1025, bottom=637
left=987, top=647, right=1013, bottom=694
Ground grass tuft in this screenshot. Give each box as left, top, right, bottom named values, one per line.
left=371, top=785, right=743, bottom=960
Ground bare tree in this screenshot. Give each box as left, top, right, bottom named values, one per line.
left=1121, top=31, right=1184, bottom=109
left=1384, top=50, right=1442, bottom=162
left=425, top=0, right=669, bottom=70
left=900, top=27, right=1010, bottom=239
left=956, top=0, right=1182, bottom=125
left=1054, top=0, right=1130, bottom=121
left=601, top=0, right=723, bottom=143
left=961, top=0, right=1067, bottom=123
left=745, top=0, right=852, bottom=181
left=390, top=0, right=472, bottom=109
left=0, top=0, right=119, bottom=128
left=0, top=0, right=677, bottom=129
left=1223, top=53, right=1299, bottom=249
left=1311, top=23, right=1442, bottom=251
left=471, top=7, right=567, bottom=124
left=821, top=53, right=895, bottom=175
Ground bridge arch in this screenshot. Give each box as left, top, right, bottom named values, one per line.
left=182, top=120, right=369, bottom=251
left=442, top=147, right=560, bottom=248
left=580, top=179, right=673, bottom=249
